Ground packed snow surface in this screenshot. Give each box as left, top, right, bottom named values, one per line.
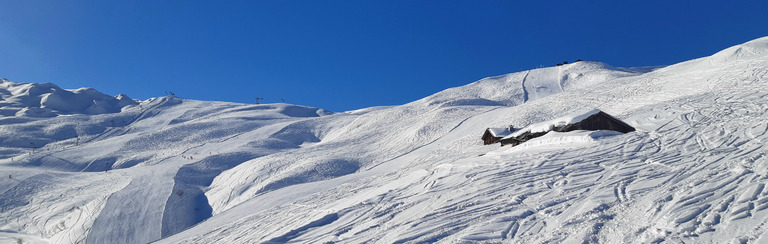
left=2, top=36, right=768, bottom=243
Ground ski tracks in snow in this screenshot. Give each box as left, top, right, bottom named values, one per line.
left=155, top=53, right=768, bottom=243
left=280, top=82, right=768, bottom=243
left=521, top=71, right=530, bottom=103
left=602, top=86, right=768, bottom=243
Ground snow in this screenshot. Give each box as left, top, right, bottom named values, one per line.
left=505, top=109, right=601, bottom=138
left=486, top=127, right=513, bottom=137
left=417, top=60, right=644, bottom=108
left=493, top=130, right=622, bottom=153
left=0, top=79, right=138, bottom=117
left=1, top=36, right=768, bottom=243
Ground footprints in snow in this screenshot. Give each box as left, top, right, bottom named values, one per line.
left=614, top=179, right=631, bottom=203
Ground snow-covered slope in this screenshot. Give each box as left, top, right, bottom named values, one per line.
left=419, top=61, right=645, bottom=108
left=1, top=36, right=768, bottom=244
left=0, top=79, right=137, bottom=117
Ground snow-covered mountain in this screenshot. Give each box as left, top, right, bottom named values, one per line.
left=1, top=36, right=768, bottom=243
left=0, top=79, right=137, bottom=117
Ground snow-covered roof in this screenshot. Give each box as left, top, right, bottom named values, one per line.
left=502, top=109, right=601, bottom=139
left=486, top=127, right=513, bottom=138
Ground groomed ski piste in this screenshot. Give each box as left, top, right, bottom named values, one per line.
left=1, top=36, right=768, bottom=243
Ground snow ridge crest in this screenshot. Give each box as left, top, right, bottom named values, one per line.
left=0, top=79, right=138, bottom=117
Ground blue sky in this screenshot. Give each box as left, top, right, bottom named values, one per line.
left=1, top=1, right=767, bottom=112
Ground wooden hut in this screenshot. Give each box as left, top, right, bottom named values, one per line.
left=481, top=127, right=514, bottom=145
left=498, top=109, right=635, bottom=146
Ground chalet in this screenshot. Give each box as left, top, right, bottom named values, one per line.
left=481, top=127, right=515, bottom=145
left=496, top=109, right=635, bottom=147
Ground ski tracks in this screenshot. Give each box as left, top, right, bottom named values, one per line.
left=452, top=84, right=768, bottom=243
left=600, top=86, right=768, bottom=242
left=521, top=71, right=530, bottom=103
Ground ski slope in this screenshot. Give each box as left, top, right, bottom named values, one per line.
left=521, top=66, right=562, bottom=102
left=1, top=36, right=768, bottom=243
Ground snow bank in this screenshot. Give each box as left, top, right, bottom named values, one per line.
left=501, top=130, right=622, bottom=152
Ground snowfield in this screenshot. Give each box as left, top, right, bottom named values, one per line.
left=1, top=36, right=768, bottom=243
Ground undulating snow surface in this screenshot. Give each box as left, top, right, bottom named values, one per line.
left=0, top=79, right=137, bottom=117
left=2, top=37, right=768, bottom=243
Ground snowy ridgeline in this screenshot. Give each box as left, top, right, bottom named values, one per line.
left=0, top=79, right=138, bottom=117
left=1, top=36, right=768, bottom=244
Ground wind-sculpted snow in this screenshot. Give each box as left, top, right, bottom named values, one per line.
left=0, top=79, right=137, bottom=117
left=2, top=37, right=768, bottom=244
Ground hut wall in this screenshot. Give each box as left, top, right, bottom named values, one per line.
left=482, top=131, right=500, bottom=145
left=484, top=136, right=499, bottom=145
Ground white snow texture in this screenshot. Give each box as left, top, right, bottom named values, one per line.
left=2, top=36, right=768, bottom=243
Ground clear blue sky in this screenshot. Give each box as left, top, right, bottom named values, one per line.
left=1, top=1, right=767, bottom=112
